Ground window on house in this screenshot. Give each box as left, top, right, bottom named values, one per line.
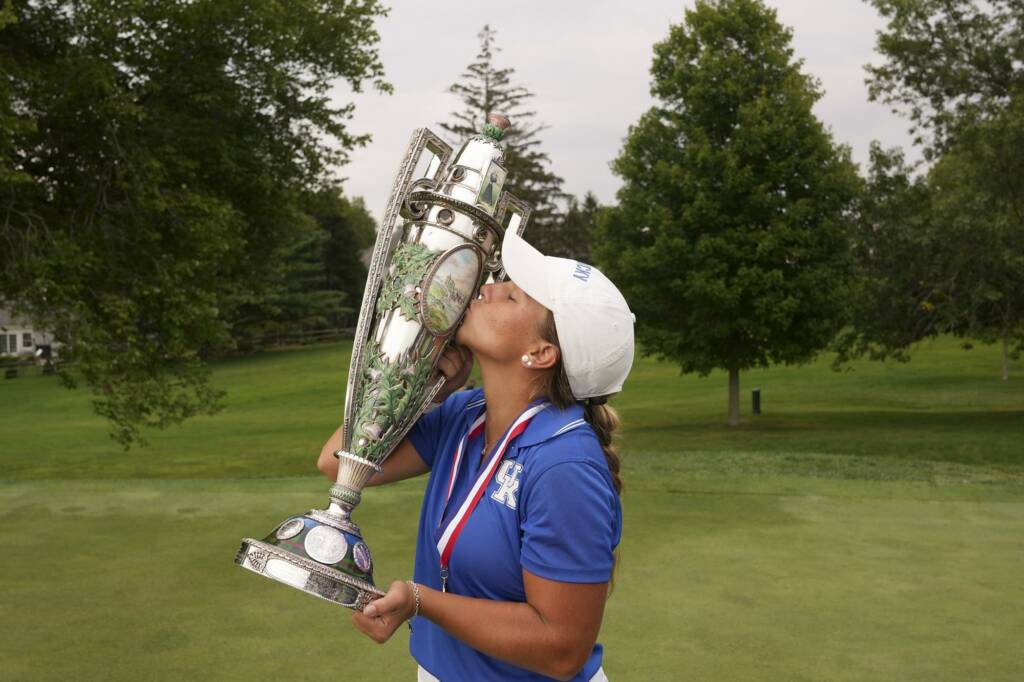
left=0, top=335, right=7, bottom=354
left=7, top=334, right=16, bottom=353
left=23, top=333, right=32, bottom=348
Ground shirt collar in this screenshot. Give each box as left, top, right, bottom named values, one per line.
left=462, top=393, right=587, bottom=448
left=515, top=399, right=586, bottom=447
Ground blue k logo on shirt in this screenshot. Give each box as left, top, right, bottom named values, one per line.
left=491, top=460, right=524, bottom=510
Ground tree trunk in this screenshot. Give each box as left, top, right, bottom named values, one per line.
left=727, top=368, right=740, bottom=427
left=1003, top=329, right=1010, bottom=381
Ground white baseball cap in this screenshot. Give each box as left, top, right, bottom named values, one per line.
left=501, top=229, right=636, bottom=399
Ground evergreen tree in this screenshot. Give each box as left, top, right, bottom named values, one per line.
left=229, top=212, right=341, bottom=350
left=593, top=0, right=860, bottom=426
left=440, top=25, right=566, bottom=253
left=315, top=190, right=377, bottom=327
left=552, top=192, right=603, bottom=262
left=230, top=187, right=376, bottom=348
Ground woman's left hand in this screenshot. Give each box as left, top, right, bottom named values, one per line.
left=351, top=580, right=416, bottom=643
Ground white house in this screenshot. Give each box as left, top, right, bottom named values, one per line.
left=0, top=308, right=55, bottom=358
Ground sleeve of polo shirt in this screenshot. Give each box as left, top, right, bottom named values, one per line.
left=520, top=457, right=621, bottom=583
left=407, top=389, right=478, bottom=469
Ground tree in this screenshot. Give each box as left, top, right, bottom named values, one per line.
left=316, top=193, right=377, bottom=322
left=440, top=25, right=566, bottom=253
left=859, top=0, right=1024, bottom=378
left=833, top=144, right=943, bottom=366
left=229, top=188, right=376, bottom=349
left=866, top=0, right=1023, bottom=156
left=838, top=132, right=1024, bottom=380
left=593, top=0, right=860, bottom=426
left=548, top=192, right=603, bottom=262
left=0, top=3, right=28, bottom=190
left=0, top=0, right=388, bottom=446
left=928, top=123, right=1024, bottom=379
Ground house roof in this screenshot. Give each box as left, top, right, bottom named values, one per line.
left=0, top=308, right=36, bottom=329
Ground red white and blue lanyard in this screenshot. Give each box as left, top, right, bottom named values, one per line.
left=435, top=402, right=548, bottom=592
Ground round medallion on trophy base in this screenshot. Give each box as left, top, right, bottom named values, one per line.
left=234, top=504, right=383, bottom=610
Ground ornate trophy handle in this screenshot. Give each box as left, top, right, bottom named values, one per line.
left=491, top=192, right=532, bottom=280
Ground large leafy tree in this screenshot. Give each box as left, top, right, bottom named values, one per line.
left=593, top=0, right=860, bottom=425
left=0, top=0, right=388, bottom=446
left=928, top=120, right=1024, bottom=380
left=839, top=131, right=1024, bottom=380
left=834, top=144, right=941, bottom=366
left=866, top=0, right=1023, bottom=156
left=854, top=0, right=1024, bottom=377
left=440, top=25, right=567, bottom=253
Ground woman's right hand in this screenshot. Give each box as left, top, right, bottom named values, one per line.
left=434, top=343, right=474, bottom=405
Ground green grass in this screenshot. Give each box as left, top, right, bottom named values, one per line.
left=4, top=336, right=1023, bottom=480
left=2, top=343, right=357, bottom=480
left=2, top=476, right=1021, bottom=681
left=616, top=336, right=1023, bottom=467
left=1, top=337, right=1022, bottom=680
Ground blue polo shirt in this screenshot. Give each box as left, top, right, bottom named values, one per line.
left=407, top=388, right=622, bottom=681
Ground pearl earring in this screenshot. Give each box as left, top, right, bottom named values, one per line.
left=521, top=354, right=532, bottom=366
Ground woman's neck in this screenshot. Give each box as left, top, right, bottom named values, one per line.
left=478, top=359, right=541, bottom=454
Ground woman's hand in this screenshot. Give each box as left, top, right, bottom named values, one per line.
left=351, top=580, right=416, bottom=643
left=433, top=343, right=474, bottom=404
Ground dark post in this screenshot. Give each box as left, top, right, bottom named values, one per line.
left=752, top=388, right=761, bottom=415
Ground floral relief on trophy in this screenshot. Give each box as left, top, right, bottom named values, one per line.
left=421, top=244, right=484, bottom=336
left=375, top=242, right=440, bottom=322
left=349, top=339, right=434, bottom=464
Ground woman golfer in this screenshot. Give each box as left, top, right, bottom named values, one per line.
left=319, top=229, right=635, bottom=681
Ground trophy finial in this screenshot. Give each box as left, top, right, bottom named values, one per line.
left=483, top=112, right=511, bottom=141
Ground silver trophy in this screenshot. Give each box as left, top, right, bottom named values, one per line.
left=235, top=114, right=532, bottom=610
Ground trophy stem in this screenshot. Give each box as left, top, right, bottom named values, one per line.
left=326, top=496, right=353, bottom=515
left=333, top=450, right=383, bottom=504
left=328, top=483, right=362, bottom=514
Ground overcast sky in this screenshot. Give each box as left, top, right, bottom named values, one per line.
left=331, top=0, right=918, bottom=224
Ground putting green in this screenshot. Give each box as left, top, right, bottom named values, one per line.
left=1, top=471, right=1021, bottom=681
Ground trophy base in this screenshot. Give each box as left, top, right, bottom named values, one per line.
left=235, top=505, right=385, bottom=611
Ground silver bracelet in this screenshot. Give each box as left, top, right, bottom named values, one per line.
left=406, top=580, right=421, bottom=620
